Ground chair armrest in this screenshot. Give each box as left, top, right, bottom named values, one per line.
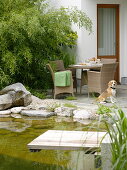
left=88, top=70, right=101, bottom=82
left=66, top=68, right=76, bottom=77
left=88, top=70, right=101, bottom=74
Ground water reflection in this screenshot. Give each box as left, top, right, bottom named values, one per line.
left=0, top=121, right=31, bottom=132
left=0, top=116, right=101, bottom=170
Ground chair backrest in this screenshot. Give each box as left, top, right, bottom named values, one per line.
left=46, top=60, right=65, bottom=83
left=101, top=58, right=117, bottom=64
left=50, top=60, right=65, bottom=72
left=100, top=63, right=118, bottom=91
left=46, top=63, right=55, bottom=82
left=101, top=63, right=118, bottom=75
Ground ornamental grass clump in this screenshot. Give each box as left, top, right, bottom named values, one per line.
left=104, top=109, right=127, bottom=169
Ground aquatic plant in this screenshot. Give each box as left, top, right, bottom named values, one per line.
left=103, top=108, right=127, bottom=169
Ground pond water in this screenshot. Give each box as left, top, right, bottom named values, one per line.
left=0, top=116, right=104, bottom=170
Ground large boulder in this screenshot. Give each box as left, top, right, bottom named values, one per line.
left=0, top=94, right=13, bottom=110
left=0, top=83, right=32, bottom=110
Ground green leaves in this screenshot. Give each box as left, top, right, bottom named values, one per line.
left=69, top=7, right=92, bottom=33
left=0, top=68, right=10, bottom=88
left=96, top=104, right=111, bottom=114
left=1, top=51, right=16, bottom=74
left=102, top=108, right=127, bottom=170
left=0, top=0, right=92, bottom=89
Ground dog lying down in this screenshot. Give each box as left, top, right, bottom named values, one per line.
left=96, top=80, right=117, bottom=103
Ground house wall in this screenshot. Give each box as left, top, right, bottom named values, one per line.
left=48, top=0, right=81, bottom=8
left=50, top=0, right=127, bottom=81
left=81, top=0, right=127, bottom=81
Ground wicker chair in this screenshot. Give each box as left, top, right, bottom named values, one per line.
left=87, top=63, right=118, bottom=96
left=101, top=58, right=117, bottom=63
left=46, top=60, right=74, bottom=99
left=80, top=69, right=88, bottom=94
left=80, top=59, right=117, bottom=94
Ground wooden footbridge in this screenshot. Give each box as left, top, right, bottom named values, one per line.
left=27, top=130, right=111, bottom=170
left=27, top=130, right=109, bottom=151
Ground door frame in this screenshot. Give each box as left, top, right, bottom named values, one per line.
left=97, top=4, right=120, bottom=81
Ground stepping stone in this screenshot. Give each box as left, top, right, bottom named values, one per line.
left=21, top=110, right=55, bottom=117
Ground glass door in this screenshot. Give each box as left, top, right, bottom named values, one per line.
left=97, top=4, right=119, bottom=81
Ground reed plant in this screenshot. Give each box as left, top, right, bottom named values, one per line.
left=103, top=108, right=127, bottom=169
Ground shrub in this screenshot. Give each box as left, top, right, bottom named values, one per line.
left=0, top=0, right=92, bottom=90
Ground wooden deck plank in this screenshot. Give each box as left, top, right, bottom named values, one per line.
left=27, top=130, right=108, bottom=151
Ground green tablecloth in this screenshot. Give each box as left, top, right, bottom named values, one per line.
left=55, top=71, right=71, bottom=86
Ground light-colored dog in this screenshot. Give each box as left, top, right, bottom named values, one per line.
left=97, top=80, right=117, bottom=103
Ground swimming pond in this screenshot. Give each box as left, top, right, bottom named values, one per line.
left=0, top=116, right=104, bottom=170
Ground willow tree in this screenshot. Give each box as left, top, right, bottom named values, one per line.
left=0, top=0, right=92, bottom=89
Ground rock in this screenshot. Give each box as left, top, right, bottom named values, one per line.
left=89, top=113, right=99, bottom=120
left=21, top=110, right=55, bottom=117
left=54, top=107, right=75, bottom=117
left=0, top=109, right=11, bottom=115
left=11, top=113, right=22, bottom=119
left=0, top=109, right=11, bottom=118
left=0, top=83, right=32, bottom=110
left=39, top=105, right=48, bottom=110
left=10, top=107, right=25, bottom=114
left=0, top=94, right=13, bottom=110
left=73, top=109, right=92, bottom=119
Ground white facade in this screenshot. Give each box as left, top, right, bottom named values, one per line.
left=50, top=0, right=127, bottom=81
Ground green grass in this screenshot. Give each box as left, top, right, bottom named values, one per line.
left=64, top=103, right=77, bottom=108
left=65, top=96, right=77, bottom=100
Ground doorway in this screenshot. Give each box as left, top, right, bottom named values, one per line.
left=97, top=4, right=119, bottom=81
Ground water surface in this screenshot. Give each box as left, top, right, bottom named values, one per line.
left=0, top=116, right=104, bottom=170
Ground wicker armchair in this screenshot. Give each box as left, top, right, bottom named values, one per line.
left=80, top=69, right=88, bottom=94
left=101, top=58, right=117, bottom=63
left=46, top=60, right=75, bottom=99
left=87, top=63, right=118, bottom=96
